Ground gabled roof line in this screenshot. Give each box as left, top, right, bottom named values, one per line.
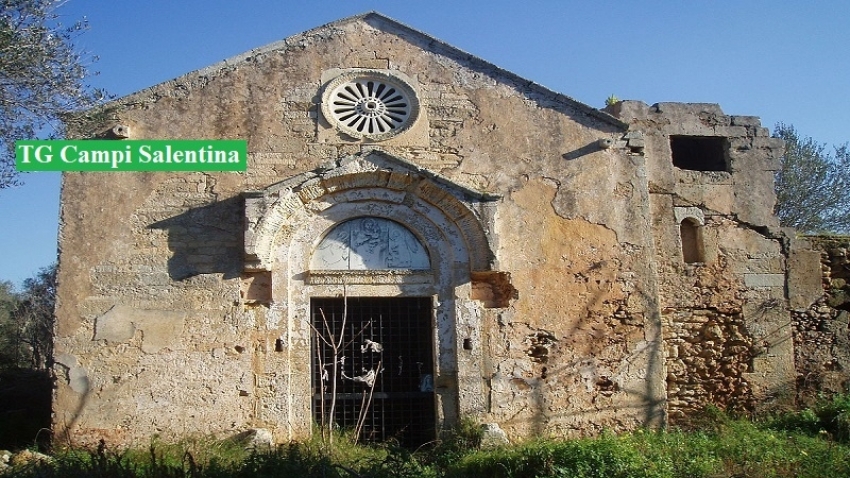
left=356, top=12, right=626, bottom=130
left=106, top=11, right=626, bottom=130
left=356, top=147, right=502, bottom=202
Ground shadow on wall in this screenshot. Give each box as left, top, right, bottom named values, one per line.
left=504, top=275, right=667, bottom=433
left=520, top=374, right=799, bottom=435
left=562, top=142, right=607, bottom=161
left=522, top=339, right=666, bottom=433
left=148, top=196, right=243, bottom=281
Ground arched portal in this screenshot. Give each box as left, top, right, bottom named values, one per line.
left=242, top=151, right=502, bottom=444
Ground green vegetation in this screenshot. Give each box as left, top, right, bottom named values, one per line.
left=766, top=393, right=850, bottom=442
left=6, top=402, right=850, bottom=478
left=773, top=123, right=850, bottom=234
left=0, top=0, right=108, bottom=189
left=604, top=94, right=620, bottom=107
left=0, top=264, right=56, bottom=450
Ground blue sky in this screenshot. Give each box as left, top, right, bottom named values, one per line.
left=1, top=0, right=849, bottom=287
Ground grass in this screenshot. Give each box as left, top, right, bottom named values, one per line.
left=766, top=393, right=850, bottom=441
left=6, top=402, right=850, bottom=478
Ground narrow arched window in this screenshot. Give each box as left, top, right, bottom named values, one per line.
left=680, top=218, right=705, bottom=264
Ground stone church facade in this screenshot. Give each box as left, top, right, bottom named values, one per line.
left=54, top=13, right=806, bottom=446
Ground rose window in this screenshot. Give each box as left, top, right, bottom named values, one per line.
left=321, top=71, right=419, bottom=141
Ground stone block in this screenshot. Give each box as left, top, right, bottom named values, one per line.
left=788, top=247, right=826, bottom=309
left=730, top=116, right=762, bottom=127
left=480, top=423, right=510, bottom=448
left=94, top=305, right=187, bottom=354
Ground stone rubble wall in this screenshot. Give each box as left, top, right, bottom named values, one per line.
left=659, top=235, right=767, bottom=423
left=664, top=307, right=755, bottom=421
left=791, top=237, right=850, bottom=403
left=608, top=102, right=794, bottom=420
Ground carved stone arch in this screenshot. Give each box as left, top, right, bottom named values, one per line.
left=283, top=199, right=463, bottom=289
left=242, top=153, right=504, bottom=440
left=244, top=151, right=498, bottom=276
left=317, top=170, right=494, bottom=272
left=302, top=187, right=471, bottom=269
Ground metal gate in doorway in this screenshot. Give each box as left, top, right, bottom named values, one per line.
left=311, top=297, right=435, bottom=446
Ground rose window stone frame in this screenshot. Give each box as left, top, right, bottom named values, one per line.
left=321, top=70, right=420, bottom=141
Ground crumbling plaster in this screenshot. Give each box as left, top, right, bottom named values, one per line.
left=608, top=101, right=794, bottom=418
left=488, top=178, right=664, bottom=436
left=55, top=12, right=801, bottom=447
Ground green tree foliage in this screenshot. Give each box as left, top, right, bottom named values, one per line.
left=0, top=280, right=20, bottom=369
left=0, top=264, right=56, bottom=371
left=774, top=123, right=850, bottom=234
left=0, top=0, right=106, bottom=189
left=16, top=263, right=56, bottom=369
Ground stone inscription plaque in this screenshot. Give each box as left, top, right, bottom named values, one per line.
left=312, top=217, right=430, bottom=270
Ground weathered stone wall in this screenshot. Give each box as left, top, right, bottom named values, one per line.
left=483, top=178, right=664, bottom=437
left=609, top=102, right=794, bottom=420
left=55, top=14, right=664, bottom=446
left=54, top=13, right=795, bottom=447
left=791, top=236, right=850, bottom=403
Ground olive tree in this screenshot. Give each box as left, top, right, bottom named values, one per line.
left=13, top=263, right=56, bottom=370
left=0, top=0, right=105, bottom=189
left=0, top=280, right=19, bottom=370
left=773, top=123, right=850, bottom=234
left=0, top=264, right=55, bottom=371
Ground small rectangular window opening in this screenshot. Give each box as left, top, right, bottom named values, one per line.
left=670, top=135, right=729, bottom=172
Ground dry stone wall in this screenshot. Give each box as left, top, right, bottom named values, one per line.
left=792, top=237, right=850, bottom=403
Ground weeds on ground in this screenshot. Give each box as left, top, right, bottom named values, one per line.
left=448, top=424, right=850, bottom=478
left=7, top=399, right=850, bottom=478
left=446, top=432, right=670, bottom=478
left=767, top=393, right=850, bottom=441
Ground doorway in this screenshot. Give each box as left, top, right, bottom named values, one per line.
left=310, top=296, right=435, bottom=446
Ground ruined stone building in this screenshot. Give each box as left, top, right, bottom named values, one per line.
left=54, top=12, right=839, bottom=446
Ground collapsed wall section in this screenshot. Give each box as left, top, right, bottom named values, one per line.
left=609, top=101, right=794, bottom=420
left=789, top=236, right=850, bottom=403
